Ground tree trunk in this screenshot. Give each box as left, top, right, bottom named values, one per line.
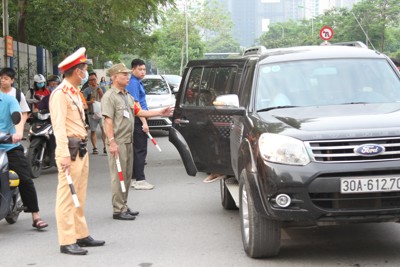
left=17, top=0, right=28, bottom=43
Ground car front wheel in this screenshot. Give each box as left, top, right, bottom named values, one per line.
left=239, top=173, right=281, bottom=258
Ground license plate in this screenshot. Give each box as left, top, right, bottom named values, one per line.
left=340, top=177, right=400, bottom=194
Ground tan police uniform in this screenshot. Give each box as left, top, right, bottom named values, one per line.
left=49, top=48, right=90, bottom=246
left=102, top=79, right=139, bottom=213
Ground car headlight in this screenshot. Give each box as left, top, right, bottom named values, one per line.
left=259, top=133, right=310, bottom=165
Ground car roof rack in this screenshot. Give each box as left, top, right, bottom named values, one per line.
left=243, top=46, right=268, bottom=56
left=333, top=41, right=368, bottom=48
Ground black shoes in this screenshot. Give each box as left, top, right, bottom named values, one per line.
left=127, top=208, right=139, bottom=216
left=77, top=236, right=106, bottom=247
left=60, top=244, right=88, bottom=255
left=60, top=236, right=105, bottom=255
left=113, top=211, right=136, bottom=220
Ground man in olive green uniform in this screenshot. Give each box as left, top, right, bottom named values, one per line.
left=50, top=48, right=105, bottom=255
left=102, top=63, right=172, bottom=220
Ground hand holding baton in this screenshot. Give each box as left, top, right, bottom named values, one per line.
left=146, top=132, right=162, bottom=152
left=65, top=170, right=80, bottom=208
left=115, top=156, right=126, bottom=192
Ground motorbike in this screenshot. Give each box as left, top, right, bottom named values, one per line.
left=0, top=112, right=24, bottom=224
left=26, top=110, right=56, bottom=178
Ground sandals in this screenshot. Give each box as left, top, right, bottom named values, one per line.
left=32, top=218, right=48, bottom=229
left=203, top=174, right=226, bottom=183
left=92, top=148, right=99, bottom=155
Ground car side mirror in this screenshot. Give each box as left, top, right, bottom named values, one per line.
left=213, top=94, right=240, bottom=108
left=171, top=86, right=179, bottom=94
left=11, top=112, right=21, bottom=125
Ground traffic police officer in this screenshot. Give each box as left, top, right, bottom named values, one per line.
left=102, top=63, right=173, bottom=220
left=50, top=47, right=105, bottom=255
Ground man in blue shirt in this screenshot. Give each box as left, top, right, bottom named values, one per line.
left=126, top=59, right=155, bottom=190
left=0, top=68, right=48, bottom=230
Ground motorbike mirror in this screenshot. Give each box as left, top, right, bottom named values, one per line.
left=11, top=112, right=21, bottom=125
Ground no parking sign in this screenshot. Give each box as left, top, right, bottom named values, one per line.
left=320, top=26, right=334, bottom=41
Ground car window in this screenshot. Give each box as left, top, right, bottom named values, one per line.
left=164, top=75, right=182, bottom=85
left=256, top=58, right=400, bottom=110
left=183, top=66, right=237, bottom=107
left=142, top=78, right=170, bottom=95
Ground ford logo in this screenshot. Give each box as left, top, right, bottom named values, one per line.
left=354, top=144, right=385, bottom=157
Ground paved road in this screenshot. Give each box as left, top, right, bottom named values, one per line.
left=2, top=131, right=400, bottom=267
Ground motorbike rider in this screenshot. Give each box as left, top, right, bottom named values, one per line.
left=0, top=67, right=48, bottom=229
left=25, top=74, right=51, bottom=113
left=47, top=75, right=61, bottom=92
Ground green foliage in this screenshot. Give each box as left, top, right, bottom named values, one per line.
left=2, top=0, right=173, bottom=68
left=257, top=0, right=400, bottom=56
left=151, top=0, right=240, bottom=74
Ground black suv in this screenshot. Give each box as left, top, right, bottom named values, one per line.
left=169, top=45, right=400, bottom=258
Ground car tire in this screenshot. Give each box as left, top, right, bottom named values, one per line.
left=220, top=178, right=238, bottom=210
left=239, top=174, right=281, bottom=258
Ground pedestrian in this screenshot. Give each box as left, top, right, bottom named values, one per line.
left=100, top=76, right=107, bottom=92
left=0, top=67, right=48, bottom=230
left=126, top=59, right=154, bottom=190
left=82, top=72, right=106, bottom=154
left=101, top=63, right=173, bottom=220
left=49, top=47, right=105, bottom=255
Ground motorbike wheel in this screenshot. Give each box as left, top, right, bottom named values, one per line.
left=27, top=143, right=45, bottom=178
left=5, top=189, right=23, bottom=224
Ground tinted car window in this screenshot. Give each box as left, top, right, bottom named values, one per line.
left=256, top=58, right=400, bottom=110
left=183, top=66, right=237, bottom=107
left=142, top=78, right=170, bottom=95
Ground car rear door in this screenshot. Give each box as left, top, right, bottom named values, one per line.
left=170, top=62, right=243, bottom=176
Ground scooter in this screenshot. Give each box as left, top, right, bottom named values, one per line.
left=0, top=112, right=24, bottom=224
left=26, top=110, right=56, bottom=178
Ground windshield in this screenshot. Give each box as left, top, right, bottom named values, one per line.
left=255, top=58, right=400, bottom=110
left=142, top=78, right=170, bottom=95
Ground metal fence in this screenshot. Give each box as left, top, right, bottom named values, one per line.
left=0, top=37, right=54, bottom=93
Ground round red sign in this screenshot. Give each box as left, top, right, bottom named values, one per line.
left=320, top=26, right=334, bottom=41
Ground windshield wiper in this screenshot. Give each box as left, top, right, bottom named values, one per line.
left=257, top=105, right=298, bottom=112
left=341, top=102, right=369, bottom=105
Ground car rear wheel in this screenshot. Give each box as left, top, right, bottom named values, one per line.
left=239, top=174, right=281, bottom=258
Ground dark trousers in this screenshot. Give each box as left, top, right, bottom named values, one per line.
left=7, top=145, right=39, bottom=213
left=133, top=117, right=148, bottom=181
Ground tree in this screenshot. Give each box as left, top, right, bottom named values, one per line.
left=257, top=0, right=400, bottom=56
left=352, top=0, right=400, bottom=51
left=152, top=0, right=239, bottom=74
left=2, top=0, right=174, bottom=68
left=152, top=9, right=204, bottom=75
left=205, top=32, right=241, bottom=54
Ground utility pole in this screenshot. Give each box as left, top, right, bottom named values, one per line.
left=3, top=0, right=9, bottom=67
left=185, top=0, right=189, bottom=64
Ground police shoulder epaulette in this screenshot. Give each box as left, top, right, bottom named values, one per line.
left=62, top=84, right=69, bottom=93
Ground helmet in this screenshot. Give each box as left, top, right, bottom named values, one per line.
left=34, top=74, right=46, bottom=83
left=48, top=74, right=61, bottom=83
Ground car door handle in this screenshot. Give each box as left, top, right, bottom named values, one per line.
left=174, top=118, right=190, bottom=125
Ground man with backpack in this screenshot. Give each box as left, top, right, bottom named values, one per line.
left=0, top=67, right=48, bottom=230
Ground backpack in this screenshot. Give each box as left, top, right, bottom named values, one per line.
left=15, top=88, right=22, bottom=103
